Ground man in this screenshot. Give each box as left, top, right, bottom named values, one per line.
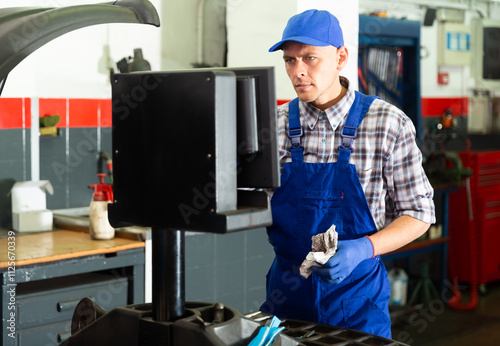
left=261, top=9, right=435, bottom=338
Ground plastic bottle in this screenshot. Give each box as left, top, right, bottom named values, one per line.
left=88, top=173, right=114, bottom=240
left=388, top=268, right=408, bottom=306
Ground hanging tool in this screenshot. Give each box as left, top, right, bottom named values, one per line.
left=98, top=151, right=113, bottom=184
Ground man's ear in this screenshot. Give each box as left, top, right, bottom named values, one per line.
left=337, top=46, right=349, bottom=71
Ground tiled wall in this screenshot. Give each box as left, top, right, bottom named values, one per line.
left=0, top=97, right=112, bottom=209
left=185, top=229, right=274, bottom=313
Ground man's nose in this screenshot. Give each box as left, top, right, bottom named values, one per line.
left=294, top=60, right=307, bottom=78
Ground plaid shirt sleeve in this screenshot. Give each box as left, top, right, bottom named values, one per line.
left=374, top=100, right=436, bottom=226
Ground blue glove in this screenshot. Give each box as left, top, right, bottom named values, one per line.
left=310, top=236, right=374, bottom=284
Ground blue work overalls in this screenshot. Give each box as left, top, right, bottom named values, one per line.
left=261, top=91, right=392, bottom=338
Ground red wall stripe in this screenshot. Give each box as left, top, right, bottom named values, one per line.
left=1, top=96, right=470, bottom=128
left=0, top=98, right=22, bottom=128
left=421, top=97, right=469, bottom=117
left=0, top=98, right=31, bottom=129
left=1, top=98, right=112, bottom=129
left=24, top=98, right=31, bottom=128
left=68, top=98, right=100, bottom=127
left=99, top=99, right=112, bottom=127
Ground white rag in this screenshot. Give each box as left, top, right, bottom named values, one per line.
left=299, top=224, right=338, bottom=279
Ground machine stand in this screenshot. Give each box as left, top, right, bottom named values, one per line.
left=152, top=228, right=185, bottom=322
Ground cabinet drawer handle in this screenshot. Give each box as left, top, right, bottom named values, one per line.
left=57, top=298, right=85, bottom=313
left=486, top=212, right=500, bottom=219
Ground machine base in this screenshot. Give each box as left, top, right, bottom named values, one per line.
left=61, top=300, right=407, bottom=346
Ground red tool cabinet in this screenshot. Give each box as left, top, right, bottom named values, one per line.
left=448, top=150, right=500, bottom=284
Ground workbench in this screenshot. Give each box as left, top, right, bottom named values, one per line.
left=0, top=230, right=145, bottom=345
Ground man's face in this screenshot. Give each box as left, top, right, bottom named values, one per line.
left=282, top=41, right=347, bottom=109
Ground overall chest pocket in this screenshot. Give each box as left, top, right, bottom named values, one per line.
left=298, top=188, right=344, bottom=239
left=299, top=188, right=344, bottom=210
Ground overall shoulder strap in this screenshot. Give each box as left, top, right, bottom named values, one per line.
left=287, top=98, right=303, bottom=162
left=338, top=91, right=379, bottom=163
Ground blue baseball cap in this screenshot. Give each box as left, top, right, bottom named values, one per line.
left=269, top=9, right=344, bottom=52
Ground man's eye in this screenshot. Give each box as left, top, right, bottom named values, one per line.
left=307, top=56, right=316, bottom=60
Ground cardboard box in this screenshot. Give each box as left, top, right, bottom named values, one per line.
left=11, top=180, right=54, bottom=232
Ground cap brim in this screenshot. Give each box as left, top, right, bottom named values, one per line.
left=268, top=36, right=336, bottom=52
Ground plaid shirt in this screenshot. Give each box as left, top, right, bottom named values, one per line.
left=277, top=77, right=436, bottom=230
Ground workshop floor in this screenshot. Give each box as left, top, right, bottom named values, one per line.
left=391, top=280, right=500, bottom=345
